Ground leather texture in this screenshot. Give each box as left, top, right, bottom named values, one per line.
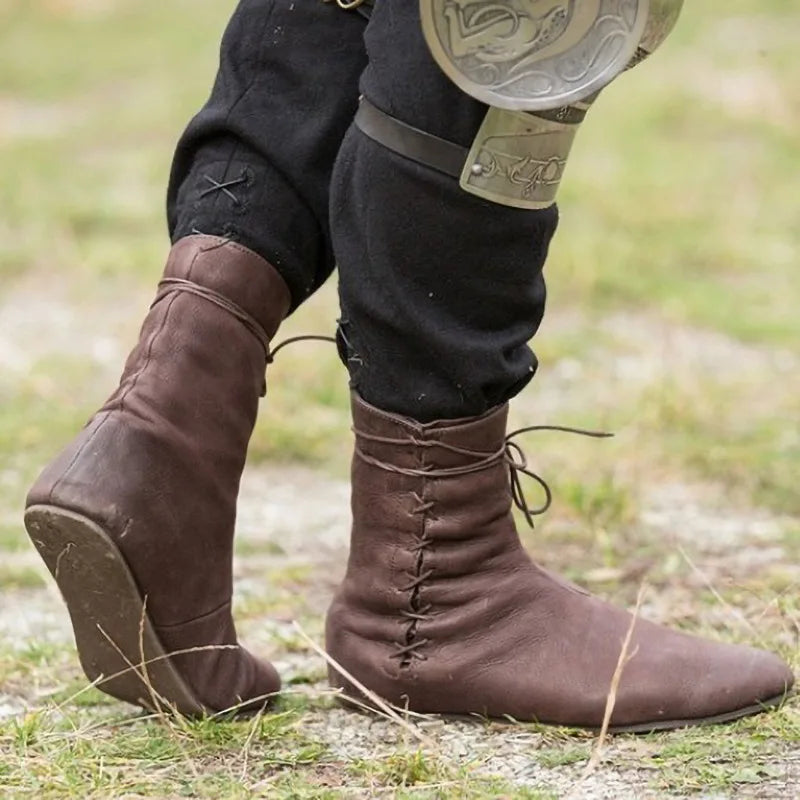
left=354, top=97, right=467, bottom=178
left=326, top=393, right=795, bottom=728
left=27, top=235, right=290, bottom=712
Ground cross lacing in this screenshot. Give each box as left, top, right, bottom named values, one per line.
left=391, top=488, right=436, bottom=664
left=199, top=173, right=248, bottom=205
left=354, top=423, right=613, bottom=529
left=355, top=420, right=612, bottom=666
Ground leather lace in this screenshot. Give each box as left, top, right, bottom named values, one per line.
left=154, top=278, right=273, bottom=357
left=155, top=279, right=336, bottom=359
left=267, top=334, right=337, bottom=363
left=354, top=419, right=612, bottom=664
left=152, top=278, right=335, bottom=394
left=354, top=423, right=613, bottom=529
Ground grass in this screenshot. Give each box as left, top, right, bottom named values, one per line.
left=0, top=695, right=567, bottom=799
left=1, top=0, right=798, bottom=797
left=642, top=715, right=800, bottom=795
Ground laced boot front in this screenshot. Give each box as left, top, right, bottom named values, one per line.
left=326, top=393, right=794, bottom=732
left=25, top=235, right=289, bottom=715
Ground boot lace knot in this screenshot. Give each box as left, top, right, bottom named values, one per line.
left=353, top=419, right=612, bottom=668
left=353, top=423, right=613, bottom=529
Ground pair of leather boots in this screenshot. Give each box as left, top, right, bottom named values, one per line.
left=25, top=236, right=793, bottom=731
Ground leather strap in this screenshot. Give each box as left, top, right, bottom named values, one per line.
left=354, top=98, right=467, bottom=179
left=153, top=278, right=272, bottom=360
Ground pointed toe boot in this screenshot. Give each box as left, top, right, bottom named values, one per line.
left=25, top=235, right=289, bottom=715
left=326, top=394, right=795, bottom=732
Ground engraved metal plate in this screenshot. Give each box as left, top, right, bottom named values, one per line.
left=421, top=0, right=649, bottom=111
left=460, top=107, right=580, bottom=209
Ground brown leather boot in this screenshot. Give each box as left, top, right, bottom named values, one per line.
left=25, top=235, right=290, bottom=715
left=326, top=394, right=794, bottom=732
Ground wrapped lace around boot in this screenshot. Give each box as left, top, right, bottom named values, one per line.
left=326, top=393, right=794, bottom=732
left=25, top=235, right=290, bottom=715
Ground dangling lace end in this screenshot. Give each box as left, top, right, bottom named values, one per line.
left=267, top=334, right=337, bottom=364
left=504, top=424, right=613, bottom=529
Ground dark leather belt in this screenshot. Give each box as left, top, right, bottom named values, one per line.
left=354, top=97, right=468, bottom=178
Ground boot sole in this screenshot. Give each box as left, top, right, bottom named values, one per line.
left=25, top=504, right=207, bottom=716
left=604, top=694, right=790, bottom=734
left=334, top=687, right=791, bottom=734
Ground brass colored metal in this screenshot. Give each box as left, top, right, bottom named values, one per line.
left=421, top=0, right=683, bottom=111
left=453, top=0, right=683, bottom=206
left=460, top=106, right=584, bottom=209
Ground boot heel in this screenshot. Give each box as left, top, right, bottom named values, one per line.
left=24, top=505, right=205, bottom=715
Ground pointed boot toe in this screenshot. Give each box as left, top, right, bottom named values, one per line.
left=672, top=639, right=795, bottom=726
left=239, top=651, right=283, bottom=714
left=727, top=646, right=794, bottom=712
left=326, top=393, right=795, bottom=732
left=150, top=601, right=282, bottom=715
left=603, top=626, right=795, bottom=732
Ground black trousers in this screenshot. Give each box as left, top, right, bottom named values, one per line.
left=168, top=0, right=558, bottom=421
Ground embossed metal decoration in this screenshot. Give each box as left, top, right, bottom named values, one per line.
left=460, top=107, right=582, bottom=208
left=420, top=0, right=649, bottom=110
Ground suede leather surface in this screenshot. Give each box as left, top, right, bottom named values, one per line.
left=27, top=235, right=289, bottom=711
left=326, top=394, right=795, bottom=728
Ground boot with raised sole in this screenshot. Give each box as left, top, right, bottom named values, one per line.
left=26, top=235, right=289, bottom=715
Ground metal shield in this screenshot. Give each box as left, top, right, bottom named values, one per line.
left=420, top=0, right=649, bottom=111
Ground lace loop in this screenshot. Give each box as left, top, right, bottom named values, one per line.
left=353, top=421, right=612, bottom=528
left=152, top=279, right=336, bottom=395
left=153, top=278, right=272, bottom=358
left=266, top=334, right=337, bottom=364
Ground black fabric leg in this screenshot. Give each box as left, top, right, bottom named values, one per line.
left=330, top=0, right=559, bottom=421
left=167, top=0, right=367, bottom=311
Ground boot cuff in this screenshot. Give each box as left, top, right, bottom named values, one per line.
left=351, top=392, right=508, bottom=471
left=165, top=235, right=291, bottom=340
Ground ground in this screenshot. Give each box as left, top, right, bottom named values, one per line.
left=0, top=1, right=798, bottom=798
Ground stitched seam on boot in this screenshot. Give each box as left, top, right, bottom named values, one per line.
left=48, top=293, right=180, bottom=506
left=150, top=597, right=233, bottom=630
left=117, top=293, right=180, bottom=414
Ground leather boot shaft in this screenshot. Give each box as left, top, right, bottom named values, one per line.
left=26, top=235, right=290, bottom=712
left=327, top=393, right=794, bottom=731
left=28, top=236, right=290, bottom=623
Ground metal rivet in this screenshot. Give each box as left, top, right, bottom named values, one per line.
left=471, top=163, right=483, bottom=176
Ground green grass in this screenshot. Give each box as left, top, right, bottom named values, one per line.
left=0, top=705, right=330, bottom=798
left=643, top=715, right=800, bottom=795
left=0, top=565, right=47, bottom=590
left=1, top=0, right=799, bottom=797
left=0, top=700, right=567, bottom=799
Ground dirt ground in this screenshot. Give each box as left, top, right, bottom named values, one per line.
left=1, top=2, right=798, bottom=796
left=1, top=284, right=797, bottom=799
